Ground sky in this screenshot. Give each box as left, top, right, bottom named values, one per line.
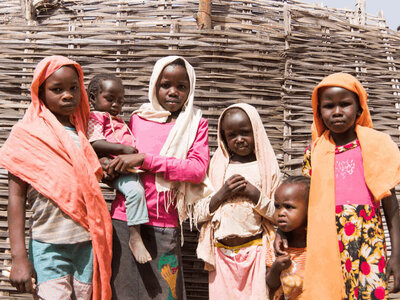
left=299, top=0, right=398, bottom=30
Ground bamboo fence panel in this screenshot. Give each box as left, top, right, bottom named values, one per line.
left=0, top=0, right=398, bottom=298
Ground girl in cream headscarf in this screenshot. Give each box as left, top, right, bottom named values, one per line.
left=195, top=103, right=280, bottom=300
left=106, top=56, right=212, bottom=300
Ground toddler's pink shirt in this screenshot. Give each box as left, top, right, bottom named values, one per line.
left=335, top=145, right=378, bottom=208
left=111, top=114, right=209, bottom=227
left=87, top=111, right=135, bottom=147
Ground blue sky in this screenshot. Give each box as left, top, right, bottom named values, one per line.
left=300, top=0, right=398, bottom=30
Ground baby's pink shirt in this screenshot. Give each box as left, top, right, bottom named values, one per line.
left=111, top=114, right=209, bottom=227
left=87, top=111, right=135, bottom=147
left=335, top=145, right=378, bottom=208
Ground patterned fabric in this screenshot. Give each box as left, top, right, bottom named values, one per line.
left=27, top=187, right=91, bottom=244
left=87, top=117, right=106, bottom=142
left=111, top=221, right=186, bottom=300
left=302, top=143, right=389, bottom=299
left=87, top=111, right=135, bottom=146
left=266, top=247, right=306, bottom=300
left=37, top=275, right=93, bottom=300
left=336, top=205, right=387, bottom=300
left=302, top=145, right=312, bottom=177
left=335, top=140, right=360, bottom=154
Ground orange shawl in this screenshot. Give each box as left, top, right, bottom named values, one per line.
left=301, top=73, right=400, bottom=299
left=0, top=56, right=112, bottom=300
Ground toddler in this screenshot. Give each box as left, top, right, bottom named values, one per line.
left=266, top=176, right=309, bottom=300
left=87, top=74, right=150, bottom=264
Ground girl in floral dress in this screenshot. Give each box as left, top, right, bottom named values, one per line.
left=301, top=73, right=400, bottom=299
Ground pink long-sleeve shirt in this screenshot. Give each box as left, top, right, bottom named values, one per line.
left=110, top=114, right=209, bottom=227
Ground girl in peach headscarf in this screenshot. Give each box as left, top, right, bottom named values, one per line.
left=0, top=56, right=112, bottom=300
left=301, top=73, right=400, bottom=299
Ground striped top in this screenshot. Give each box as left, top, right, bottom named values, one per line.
left=27, top=127, right=91, bottom=244
left=266, top=247, right=306, bottom=300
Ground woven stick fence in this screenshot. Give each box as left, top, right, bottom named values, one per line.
left=0, top=0, right=399, bottom=298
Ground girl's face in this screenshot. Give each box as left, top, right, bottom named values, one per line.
left=41, top=66, right=81, bottom=126
left=91, top=79, right=124, bottom=116
left=156, top=64, right=190, bottom=120
left=274, top=183, right=307, bottom=233
left=318, top=86, right=360, bottom=144
left=221, top=109, right=256, bottom=163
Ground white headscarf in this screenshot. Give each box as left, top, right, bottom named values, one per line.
left=134, top=56, right=213, bottom=230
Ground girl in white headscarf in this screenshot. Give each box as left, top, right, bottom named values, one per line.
left=106, top=56, right=212, bottom=300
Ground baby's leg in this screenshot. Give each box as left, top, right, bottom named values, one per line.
left=113, top=174, right=151, bottom=264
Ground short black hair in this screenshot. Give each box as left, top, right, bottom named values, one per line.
left=87, top=74, right=123, bottom=100
left=280, top=175, right=310, bottom=203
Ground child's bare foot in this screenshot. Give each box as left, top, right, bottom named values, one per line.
left=129, top=225, right=152, bottom=264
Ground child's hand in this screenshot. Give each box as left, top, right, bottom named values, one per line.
left=120, top=145, right=138, bottom=155
left=209, top=174, right=246, bottom=213
left=106, top=153, right=145, bottom=176
left=220, top=174, right=247, bottom=200
left=386, top=255, right=400, bottom=293
left=238, top=181, right=261, bottom=205
left=274, top=229, right=289, bottom=256
left=10, top=255, right=37, bottom=294
left=99, top=157, right=116, bottom=182
left=273, top=255, right=292, bottom=273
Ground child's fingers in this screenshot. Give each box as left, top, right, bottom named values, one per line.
left=227, top=180, right=247, bottom=193
left=23, top=279, right=34, bottom=294
left=391, top=272, right=400, bottom=293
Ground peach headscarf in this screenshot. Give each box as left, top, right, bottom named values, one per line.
left=301, top=73, right=400, bottom=299
left=0, top=56, right=112, bottom=300
left=196, top=103, right=280, bottom=270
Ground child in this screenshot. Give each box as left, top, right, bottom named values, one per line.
left=195, top=103, right=281, bottom=300
left=301, top=73, right=400, bottom=299
left=105, top=56, right=212, bottom=299
left=86, top=74, right=151, bottom=264
left=0, top=56, right=113, bottom=300
left=266, top=176, right=309, bottom=300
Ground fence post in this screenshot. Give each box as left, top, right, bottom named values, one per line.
left=355, top=0, right=366, bottom=26
left=20, top=0, right=34, bottom=21
left=196, top=0, right=212, bottom=29
left=282, top=3, right=293, bottom=174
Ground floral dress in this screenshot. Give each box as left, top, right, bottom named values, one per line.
left=303, top=140, right=388, bottom=300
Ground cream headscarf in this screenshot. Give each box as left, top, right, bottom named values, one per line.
left=196, top=103, right=281, bottom=270
left=133, top=56, right=213, bottom=229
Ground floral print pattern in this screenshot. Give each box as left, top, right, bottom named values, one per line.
left=336, top=204, right=387, bottom=300
left=302, top=141, right=388, bottom=299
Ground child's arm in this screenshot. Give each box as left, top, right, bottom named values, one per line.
left=266, top=255, right=291, bottom=298
left=106, top=118, right=209, bottom=184
left=209, top=174, right=247, bottom=213
left=8, top=173, right=36, bottom=294
left=382, top=189, right=400, bottom=293
left=91, top=140, right=137, bottom=157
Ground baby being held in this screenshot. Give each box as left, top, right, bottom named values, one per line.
left=87, top=74, right=151, bottom=264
